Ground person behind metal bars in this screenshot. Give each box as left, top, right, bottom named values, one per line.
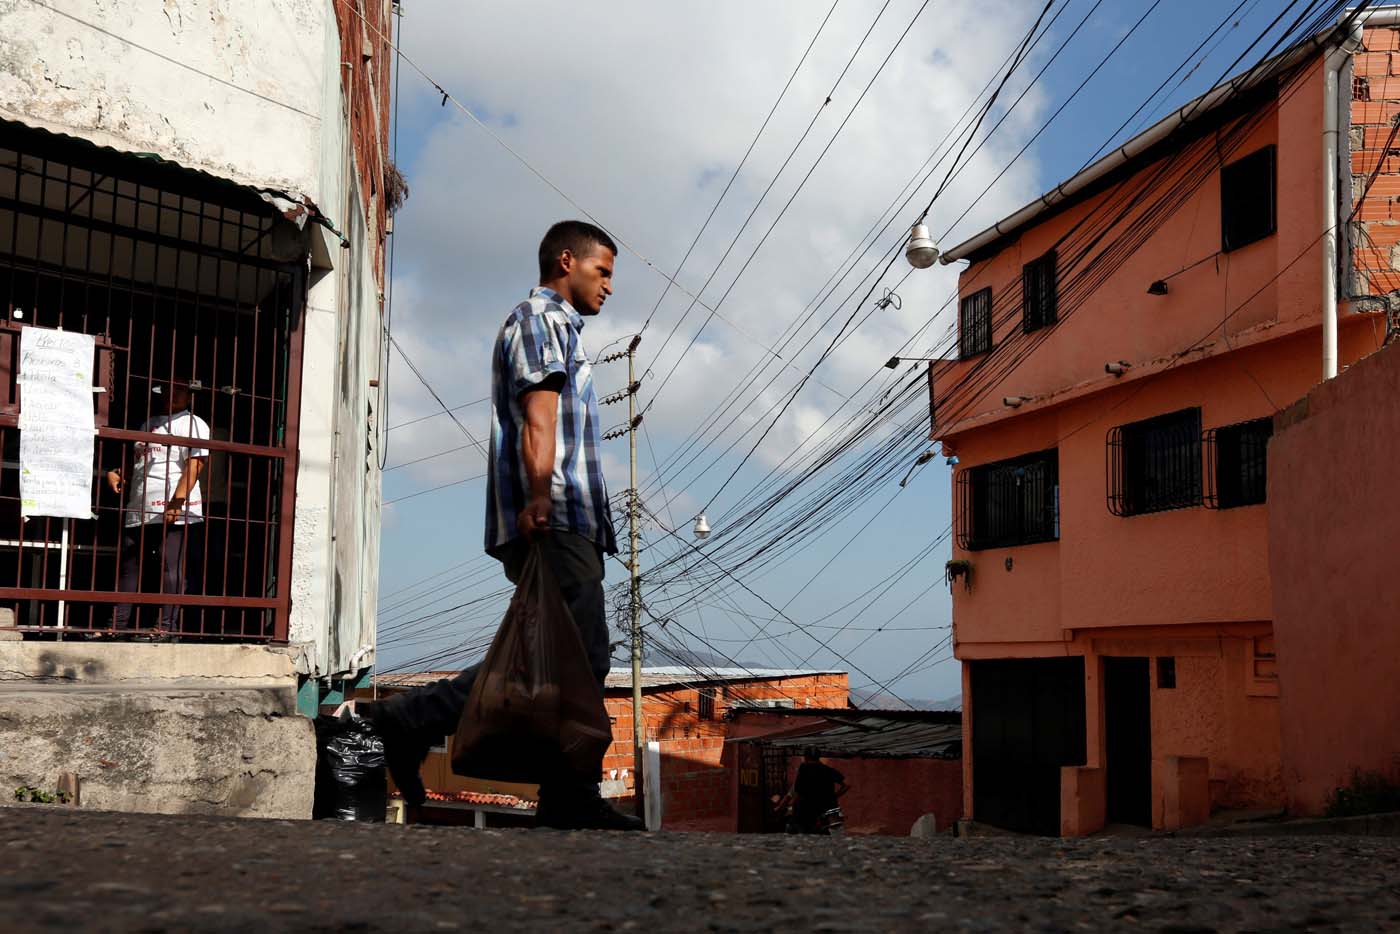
left=105, top=380, right=209, bottom=642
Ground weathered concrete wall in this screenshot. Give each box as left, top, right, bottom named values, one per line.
left=1269, top=342, right=1400, bottom=816
left=0, top=1, right=387, bottom=680
left=0, top=0, right=328, bottom=200
left=0, top=643, right=314, bottom=819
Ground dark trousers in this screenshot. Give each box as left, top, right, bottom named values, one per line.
left=381, top=532, right=609, bottom=797
left=113, top=524, right=187, bottom=632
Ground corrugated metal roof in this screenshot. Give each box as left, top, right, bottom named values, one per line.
left=760, top=715, right=962, bottom=760
left=374, top=667, right=844, bottom=691
left=603, top=667, right=845, bottom=691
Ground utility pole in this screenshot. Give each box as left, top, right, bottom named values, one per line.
left=599, top=335, right=645, bottom=819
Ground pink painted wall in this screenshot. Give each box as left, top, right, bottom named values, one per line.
left=931, top=29, right=1400, bottom=831
left=1268, top=342, right=1400, bottom=816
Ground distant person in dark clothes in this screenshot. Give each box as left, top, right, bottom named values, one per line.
left=777, top=748, right=850, bottom=834
left=350, top=220, right=641, bottom=832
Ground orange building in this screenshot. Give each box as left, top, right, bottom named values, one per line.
left=928, top=14, right=1398, bottom=836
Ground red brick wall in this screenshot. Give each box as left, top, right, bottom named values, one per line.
left=1349, top=25, right=1400, bottom=299
left=332, top=0, right=393, bottom=289
left=602, top=673, right=850, bottom=825
left=813, top=757, right=963, bottom=836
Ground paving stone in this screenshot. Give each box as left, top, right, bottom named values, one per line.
left=2, top=807, right=1400, bottom=931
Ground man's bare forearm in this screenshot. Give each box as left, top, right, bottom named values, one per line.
left=521, top=389, right=560, bottom=499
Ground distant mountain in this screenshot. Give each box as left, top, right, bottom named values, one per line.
left=850, top=687, right=962, bottom=712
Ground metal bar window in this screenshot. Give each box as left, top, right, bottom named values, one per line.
left=959, top=287, right=992, bottom=358
left=956, top=448, right=1059, bottom=550
left=0, top=123, right=306, bottom=642
left=1204, top=416, right=1272, bottom=509
left=1107, top=408, right=1202, bottom=517
left=1022, top=249, right=1057, bottom=334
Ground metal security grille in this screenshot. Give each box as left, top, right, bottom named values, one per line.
left=0, top=123, right=306, bottom=641
left=1021, top=250, right=1057, bottom=333
left=1107, top=408, right=1203, bottom=517
left=959, top=287, right=992, bottom=358
left=955, top=449, right=1059, bottom=550
left=1204, top=417, right=1272, bottom=509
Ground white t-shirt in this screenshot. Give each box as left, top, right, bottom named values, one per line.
left=124, top=410, right=211, bottom=528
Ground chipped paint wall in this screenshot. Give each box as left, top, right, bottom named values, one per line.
left=0, top=0, right=388, bottom=679
left=0, top=0, right=327, bottom=200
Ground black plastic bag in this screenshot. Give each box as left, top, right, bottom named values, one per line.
left=313, top=709, right=387, bottom=821
left=451, top=544, right=612, bottom=784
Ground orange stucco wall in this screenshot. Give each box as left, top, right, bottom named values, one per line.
left=933, top=33, right=1396, bottom=833
left=1268, top=342, right=1400, bottom=816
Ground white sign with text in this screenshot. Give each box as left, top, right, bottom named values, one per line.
left=19, top=327, right=96, bottom=519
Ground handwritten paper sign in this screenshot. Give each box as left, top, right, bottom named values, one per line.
left=19, top=327, right=96, bottom=519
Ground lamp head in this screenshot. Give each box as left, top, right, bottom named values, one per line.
left=693, top=513, right=712, bottom=540
left=905, top=223, right=940, bottom=269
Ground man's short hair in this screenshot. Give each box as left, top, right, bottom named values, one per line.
left=538, top=220, right=617, bottom=279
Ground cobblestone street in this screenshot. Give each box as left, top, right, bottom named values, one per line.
left=3, top=807, right=1399, bottom=932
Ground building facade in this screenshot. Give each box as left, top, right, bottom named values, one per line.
left=0, top=0, right=393, bottom=816
left=930, top=16, right=1397, bottom=835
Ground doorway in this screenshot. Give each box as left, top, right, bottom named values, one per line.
left=1103, top=657, right=1152, bottom=826
left=970, top=657, right=1086, bottom=836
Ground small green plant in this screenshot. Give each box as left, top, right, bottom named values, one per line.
left=12, top=786, right=70, bottom=805
left=1324, top=770, right=1400, bottom=818
left=945, top=559, right=973, bottom=593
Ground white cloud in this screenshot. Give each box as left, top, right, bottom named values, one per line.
left=378, top=0, right=1054, bottom=693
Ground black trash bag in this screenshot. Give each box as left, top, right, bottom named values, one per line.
left=313, top=709, right=387, bottom=821
left=451, top=544, right=612, bottom=784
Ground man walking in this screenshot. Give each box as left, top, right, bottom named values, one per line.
left=362, top=220, right=641, bottom=831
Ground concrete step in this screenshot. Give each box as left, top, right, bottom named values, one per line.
left=0, top=642, right=314, bottom=819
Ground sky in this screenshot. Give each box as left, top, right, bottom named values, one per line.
left=374, top=0, right=1309, bottom=705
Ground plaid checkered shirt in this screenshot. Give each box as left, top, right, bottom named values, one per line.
left=485, top=286, right=617, bottom=557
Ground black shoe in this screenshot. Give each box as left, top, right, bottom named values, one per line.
left=357, top=700, right=429, bottom=808
left=536, top=794, right=646, bottom=832
left=131, top=631, right=180, bottom=644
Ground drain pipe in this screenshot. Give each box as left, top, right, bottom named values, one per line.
left=1325, top=8, right=1400, bottom=379
left=1323, top=25, right=1361, bottom=380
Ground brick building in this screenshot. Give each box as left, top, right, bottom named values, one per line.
left=730, top=708, right=963, bottom=836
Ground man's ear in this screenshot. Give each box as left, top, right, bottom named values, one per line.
left=557, top=248, right=575, bottom=275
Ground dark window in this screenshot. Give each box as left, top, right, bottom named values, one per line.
left=1107, top=408, right=1203, bottom=516
left=1205, top=417, right=1272, bottom=509
left=1221, top=145, right=1276, bottom=253
left=1156, top=657, right=1176, bottom=689
left=1022, top=250, right=1057, bottom=333
left=698, top=688, right=717, bottom=721
left=960, top=287, right=992, bottom=358
left=957, top=449, right=1059, bottom=550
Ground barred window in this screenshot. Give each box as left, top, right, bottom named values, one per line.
left=960, top=287, right=992, bottom=358
left=1221, top=145, right=1276, bottom=253
left=1205, top=417, right=1272, bottom=509
left=957, top=449, right=1058, bottom=550
left=1022, top=250, right=1057, bottom=333
left=1107, top=408, right=1202, bottom=516
left=698, top=688, right=717, bottom=721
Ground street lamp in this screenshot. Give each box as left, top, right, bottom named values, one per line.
left=885, top=355, right=938, bottom=370
left=905, top=224, right=940, bottom=269
left=693, top=513, right=711, bottom=540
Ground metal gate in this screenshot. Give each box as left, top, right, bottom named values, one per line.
left=0, top=121, right=306, bottom=641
